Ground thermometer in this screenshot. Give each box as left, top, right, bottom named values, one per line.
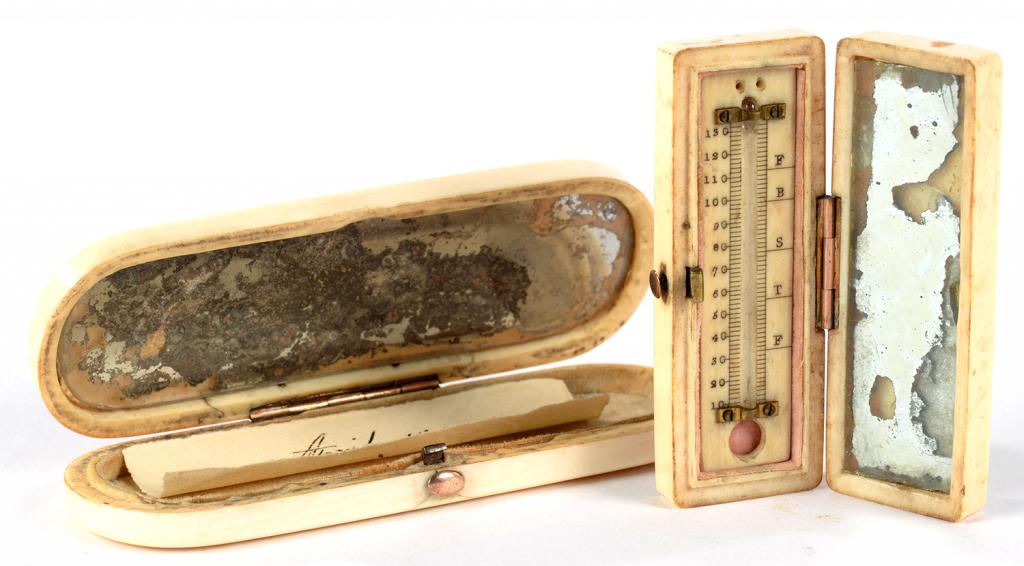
left=652, top=30, right=826, bottom=506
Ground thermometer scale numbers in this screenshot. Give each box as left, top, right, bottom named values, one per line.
left=698, top=68, right=798, bottom=471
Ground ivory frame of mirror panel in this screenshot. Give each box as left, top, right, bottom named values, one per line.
left=827, top=32, right=1002, bottom=521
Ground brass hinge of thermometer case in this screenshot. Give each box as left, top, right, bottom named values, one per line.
left=815, top=196, right=840, bottom=331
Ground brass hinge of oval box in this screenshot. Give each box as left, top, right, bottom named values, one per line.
left=249, top=375, right=441, bottom=421
left=815, top=196, right=840, bottom=331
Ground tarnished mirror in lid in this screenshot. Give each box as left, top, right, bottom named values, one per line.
left=826, top=33, right=1001, bottom=521
left=33, top=161, right=652, bottom=437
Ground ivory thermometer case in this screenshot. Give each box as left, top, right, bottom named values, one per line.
left=653, top=30, right=828, bottom=508
left=32, top=161, right=655, bottom=547
left=653, top=30, right=1000, bottom=520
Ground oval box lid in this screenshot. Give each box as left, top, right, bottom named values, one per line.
left=33, top=161, right=653, bottom=438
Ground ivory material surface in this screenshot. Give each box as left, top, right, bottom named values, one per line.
left=696, top=65, right=797, bottom=472
left=32, top=160, right=652, bottom=437
left=41, top=162, right=654, bottom=546
left=653, top=30, right=826, bottom=507
left=124, top=378, right=607, bottom=497
left=827, top=32, right=1001, bottom=521
left=64, top=364, right=654, bottom=548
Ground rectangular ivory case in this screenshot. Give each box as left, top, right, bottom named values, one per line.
left=653, top=30, right=828, bottom=508
left=32, top=160, right=655, bottom=547
left=653, top=30, right=1001, bottom=520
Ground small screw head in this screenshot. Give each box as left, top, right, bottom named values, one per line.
left=741, top=96, right=757, bottom=112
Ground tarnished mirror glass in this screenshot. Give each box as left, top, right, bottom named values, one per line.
left=844, top=59, right=963, bottom=493
left=57, top=194, right=634, bottom=410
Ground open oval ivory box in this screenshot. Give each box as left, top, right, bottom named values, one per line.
left=32, top=161, right=655, bottom=547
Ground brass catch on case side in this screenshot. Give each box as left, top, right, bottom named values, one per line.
left=421, top=443, right=448, bottom=466
left=422, top=444, right=465, bottom=496
left=816, top=196, right=840, bottom=331
left=686, top=266, right=703, bottom=303
left=648, top=267, right=702, bottom=303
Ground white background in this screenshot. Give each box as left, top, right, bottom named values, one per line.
left=1, top=1, right=1021, bottom=564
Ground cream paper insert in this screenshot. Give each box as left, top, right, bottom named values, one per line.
left=124, top=378, right=607, bottom=497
